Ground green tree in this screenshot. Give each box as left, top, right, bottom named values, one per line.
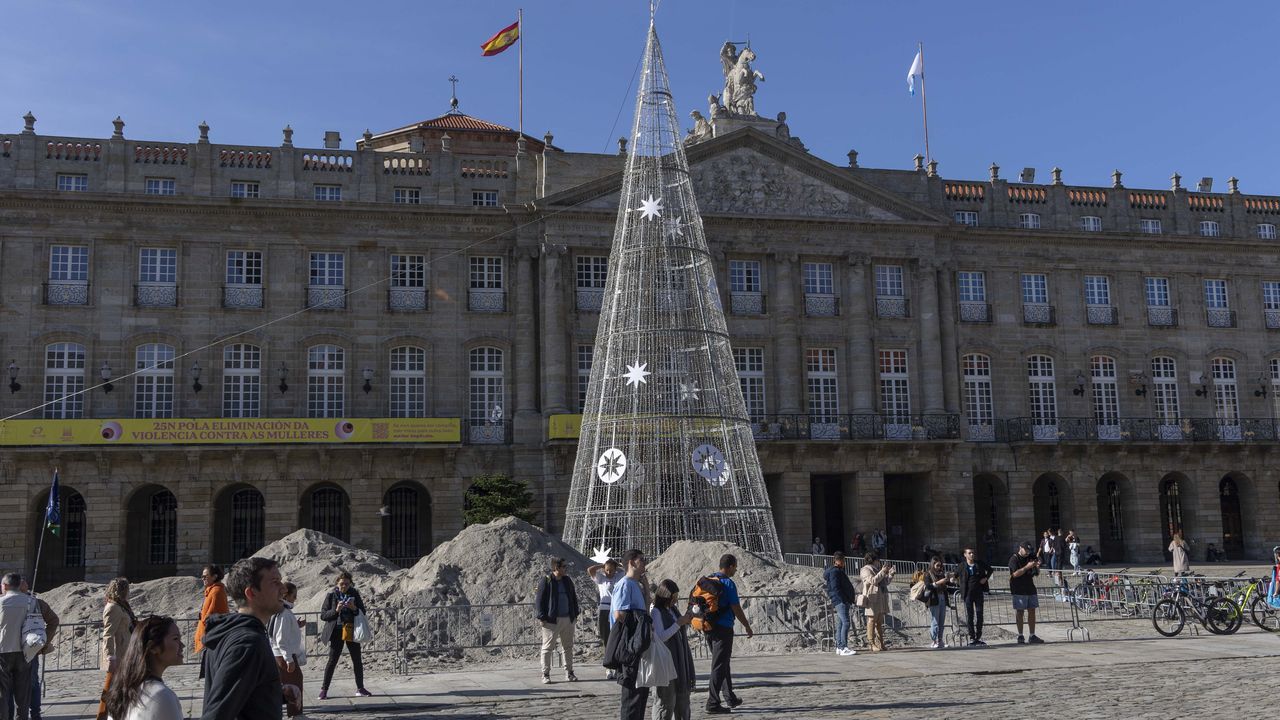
left=463, top=474, right=537, bottom=526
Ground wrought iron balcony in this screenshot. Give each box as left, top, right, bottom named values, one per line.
left=747, top=414, right=961, bottom=441
left=1022, top=303, right=1055, bottom=325
left=1001, top=417, right=1278, bottom=443
left=1147, top=306, right=1178, bottom=327
left=1086, top=305, right=1116, bottom=325
left=465, top=419, right=511, bottom=445
left=223, top=284, right=263, bottom=309
left=730, top=291, right=765, bottom=315
left=1267, top=309, right=1280, bottom=329
left=44, top=280, right=89, bottom=306
left=1206, top=308, right=1236, bottom=328
left=804, top=294, right=839, bottom=317
left=875, top=296, right=910, bottom=319
left=959, top=301, right=990, bottom=322
left=468, top=288, right=506, bottom=312
left=307, top=286, right=345, bottom=310
left=135, top=283, right=177, bottom=307
left=575, top=288, right=603, bottom=312
left=388, top=286, right=427, bottom=312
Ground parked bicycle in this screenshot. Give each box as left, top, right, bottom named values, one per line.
left=1151, top=578, right=1241, bottom=637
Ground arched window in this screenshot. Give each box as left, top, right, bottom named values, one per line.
left=230, top=488, right=265, bottom=560
left=310, top=486, right=348, bottom=541
left=65, top=492, right=86, bottom=567
left=389, top=346, right=427, bottom=418
left=468, top=347, right=505, bottom=442
left=1151, top=356, right=1181, bottom=429
left=1027, top=355, right=1057, bottom=437
left=307, top=345, right=344, bottom=418
left=135, top=343, right=176, bottom=418
left=1107, top=481, right=1124, bottom=541
left=223, top=344, right=262, bottom=418
left=1090, top=356, right=1120, bottom=437
left=1046, top=480, right=1061, bottom=528
left=1161, top=478, right=1184, bottom=541
left=384, top=485, right=422, bottom=562
left=149, top=490, right=177, bottom=565
left=1211, top=358, right=1240, bottom=436
left=1271, top=359, right=1280, bottom=420
left=44, top=342, right=86, bottom=419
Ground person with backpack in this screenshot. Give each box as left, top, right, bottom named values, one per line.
left=696, top=554, right=753, bottom=715
left=822, top=552, right=857, bottom=656
left=858, top=552, right=894, bottom=651
left=608, top=549, right=651, bottom=720
left=534, top=558, right=580, bottom=685
left=0, top=573, right=35, bottom=719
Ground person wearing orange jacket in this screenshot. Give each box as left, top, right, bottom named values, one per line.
left=195, top=564, right=230, bottom=675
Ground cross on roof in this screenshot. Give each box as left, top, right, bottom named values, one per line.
left=448, top=75, right=460, bottom=114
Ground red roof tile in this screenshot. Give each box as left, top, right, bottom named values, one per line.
left=414, top=113, right=514, bottom=133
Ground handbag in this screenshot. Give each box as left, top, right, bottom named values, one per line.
left=636, top=633, right=677, bottom=688
left=22, top=597, right=47, bottom=661
left=341, top=622, right=355, bottom=643
left=855, top=593, right=867, bottom=608
left=908, top=580, right=926, bottom=603
left=353, top=611, right=374, bottom=644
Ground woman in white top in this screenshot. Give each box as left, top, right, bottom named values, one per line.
left=270, top=582, right=308, bottom=718
left=105, top=615, right=184, bottom=720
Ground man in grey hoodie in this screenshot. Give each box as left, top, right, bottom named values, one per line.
left=202, top=557, right=299, bottom=720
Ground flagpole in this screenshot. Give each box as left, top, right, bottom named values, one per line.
left=919, top=41, right=931, bottom=165
left=518, top=8, right=524, bottom=137
left=31, top=468, right=56, bottom=593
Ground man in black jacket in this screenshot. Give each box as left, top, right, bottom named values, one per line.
left=202, top=557, right=299, bottom=720
left=955, top=547, right=992, bottom=646
left=534, top=558, right=580, bottom=684
left=822, top=552, right=857, bottom=656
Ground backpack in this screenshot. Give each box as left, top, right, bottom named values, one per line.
left=22, top=597, right=47, bottom=662
left=688, top=575, right=728, bottom=632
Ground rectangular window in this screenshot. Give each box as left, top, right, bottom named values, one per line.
left=1204, top=279, right=1229, bottom=308
left=309, top=252, right=344, bottom=286
left=43, top=343, right=86, bottom=419
left=134, top=345, right=176, bottom=419
left=805, top=348, right=839, bottom=421
left=1090, top=356, right=1120, bottom=427
left=1084, top=275, right=1110, bottom=306
left=145, top=177, right=176, bottom=196
left=389, top=347, right=427, bottom=418
left=1140, top=218, right=1162, bottom=234
left=1021, top=273, right=1048, bottom=304
left=222, top=344, right=261, bottom=419
left=472, top=190, right=499, bottom=207
left=313, top=184, right=342, bottom=202
left=50, top=246, right=89, bottom=281
left=729, top=260, right=761, bottom=293
left=1151, top=357, right=1180, bottom=423
left=1259, top=223, right=1277, bottom=240
left=962, top=355, right=993, bottom=427
left=225, top=250, right=263, bottom=285
left=1018, top=213, right=1041, bottom=229
left=391, top=254, right=426, bottom=288
left=1263, top=282, right=1280, bottom=310
left=469, top=256, right=504, bottom=289
left=57, top=174, right=88, bottom=192
left=139, top=248, right=177, bottom=284
left=307, top=346, right=345, bottom=418
left=878, top=349, right=910, bottom=423
left=958, top=271, right=986, bottom=302
left=954, top=211, right=978, bottom=226
left=230, top=181, right=260, bottom=199
left=1080, top=216, right=1102, bottom=232
left=393, top=187, right=421, bottom=205
left=1145, top=277, right=1170, bottom=307
left=1199, top=220, right=1221, bottom=238
left=576, top=345, right=594, bottom=412
left=576, top=256, right=608, bottom=289
left=734, top=347, right=766, bottom=421
left=1026, top=356, right=1058, bottom=426
left=875, top=265, right=904, bottom=297
left=802, top=262, right=834, bottom=295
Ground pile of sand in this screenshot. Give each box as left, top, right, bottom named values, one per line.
left=261, top=529, right=407, bottom=613
left=43, top=576, right=204, bottom=627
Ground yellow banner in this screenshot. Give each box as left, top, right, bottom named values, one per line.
left=0, top=418, right=461, bottom=446
left=548, top=414, right=582, bottom=440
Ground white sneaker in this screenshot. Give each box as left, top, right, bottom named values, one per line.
left=840, top=647, right=857, bottom=656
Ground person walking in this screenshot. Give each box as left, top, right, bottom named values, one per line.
left=534, top=558, right=580, bottom=685
left=1067, top=532, right=1082, bottom=575
left=1169, top=532, right=1191, bottom=577
left=195, top=564, right=229, bottom=679
left=586, top=558, right=623, bottom=679
left=650, top=579, right=695, bottom=720
left=858, top=552, right=894, bottom=652
left=1010, top=542, right=1044, bottom=644
left=317, top=572, right=372, bottom=700
left=1051, top=529, right=1068, bottom=589
left=8, top=578, right=57, bottom=720
left=703, top=554, right=753, bottom=715
left=201, top=556, right=300, bottom=719
left=924, top=554, right=951, bottom=649
left=955, top=547, right=991, bottom=646
left=609, top=549, right=651, bottom=720
left=269, top=583, right=307, bottom=719
left=96, top=578, right=136, bottom=720
left=0, top=574, right=34, bottom=720
left=103, top=616, right=184, bottom=720
left=823, top=551, right=857, bottom=656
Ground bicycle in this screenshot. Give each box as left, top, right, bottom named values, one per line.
left=1221, top=576, right=1280, bottom=632
left=1151, top=581, right=1241, bottom=637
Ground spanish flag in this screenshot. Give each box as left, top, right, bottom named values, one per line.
left=481, top=20, right=520, bottom=57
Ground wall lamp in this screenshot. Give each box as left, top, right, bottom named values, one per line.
left=1255, top=373, right=1269, bottom=399
left=191, top=361, right=203, bottom=393
left=277, top=362, right=289, bottom=393
left=100, top=361, right=114, bottom=394
left=1071, top=371, right=1086, bottom=396
left=7, top=361, right=19, bottom=394
left=1193, top=371, right=1209, bottom=397
left=362, top=367, right=374, bottom=394
left=1129, top=371, right=1148, bottom=397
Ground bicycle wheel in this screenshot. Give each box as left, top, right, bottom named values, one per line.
left=1072, top=583, right=1094, bottom=613
left=1204, top=597, right=1242, bottom=635
left=1250, top=595, right=1280, bottom=631
left=1152, top=597, right=1185, bottom=637
left=1118, top=579, right=1141, bottom=617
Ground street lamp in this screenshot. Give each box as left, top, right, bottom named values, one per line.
left=7, top=361, right=19, bottom=394
left=362, top=367, right=374, bottom=394
left=101, top=361, right=114, bottom=394
left=277, top=362, right=289, bottom=393
left=191, top=361, right=203, bottom=393
left=1071, top=371, right=1086, bottom=396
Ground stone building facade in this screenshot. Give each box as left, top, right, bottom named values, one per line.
left=3, top=101, right=1279, bottom=584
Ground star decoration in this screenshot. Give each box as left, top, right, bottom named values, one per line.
left=590, top=545, right=614, bottom=564
left=691, top=444, right=727, bottom=482
left=638, top=195, right=663, bottom=221
left=623, top=362, right=651, bottom=387
left=666, top=215, right=684, bottom=238
left=596, top=448, right=627, bottom=484
left=679, top=380, right=701, bottom=402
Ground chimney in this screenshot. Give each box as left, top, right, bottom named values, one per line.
left=323, top=131, right=342, bottom=150
left=1197, top=177, right=1213, bottom=193
left=1020, top=167, right=1035, bottom=183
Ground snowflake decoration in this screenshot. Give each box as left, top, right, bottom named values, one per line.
left=706, top=276, right=723, bottom=310
left=665, top=215, right=684, bottom=238
left=679, top=380, right=701, bottom=402
left=691, top=443, right=727, bottom=483
left=638, top=195, right=663, bottom=221
left=623, top=362, right=651, bottom=387
left=596, top=448, right=627, bottom=484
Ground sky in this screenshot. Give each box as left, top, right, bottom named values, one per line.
left=3, top=1, right=1279, bottom=192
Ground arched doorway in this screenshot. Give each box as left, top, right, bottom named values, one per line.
left=31, top=487, right=87, bottom=588
left=1032, top=474, right=1072, bottom=539
left=300, top=483, right=350, bottom=542
left=381, top=482, right=432, bottom=566
left=973, top=473, right=1009, bottom=564
left=1095, top=474, right=1132, bottom=563
left=1220, top=475, right=1245, bottom=559
left=212, top=484, right=265, bottom=565
left=125, top=484, right=179, bottom=581
left=1159, top=473, right=1191, bottom=560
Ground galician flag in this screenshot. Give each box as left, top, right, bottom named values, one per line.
left=907, top=49, right=923, bottom=95
left=45, top=469, right=60, bottom=536
left=481, top=20, right=520, bottom=56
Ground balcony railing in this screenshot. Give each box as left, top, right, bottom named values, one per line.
left=135, top=283, right=177, bottom=307
left=804, top=294, right=839, bottom=317
left=1001, top=417, right=1278, bottom=442
left=1086, top=305, right=1116, bottom=325
left=223, top=284, right=263, bottom=309
left=1267, top=309, right=1280, bottom=329
left=1206, top=308, right=1236, bottom=328
left=1147, top=306, right=1178, bottom=327
left=730, top=291, right=765, bottom=315
left=44, top=280, right=89, bottom=306
left=388, top=286, right=427, bottom=312
left=307, top=286, right=345, bottom=310
left=959, top=301, right=991, bottom=322
left=576, top=288, right=603, bottom=312
left=875, top=296, right=910, bottom=319
left=468, top=288, right=506, bottom=312
left=1022, top=303, right=1055, bottom=325
left=746, top=414, right=961, bottom=441
left=465, top=419, right=512, bottom=445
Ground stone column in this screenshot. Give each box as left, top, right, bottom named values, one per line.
left=844, top=254, right=874, bottom=413
left=937, top=263, right=960, bottom=413
left=1006, top=470, right=1038, bottom=546
left=540, top=242, right=569, bottom=415
left=854, top=470, right=886, bottom=541
left=775, top=470, right=812, bottom=552
left=176, top=450, right=210, bottom=575
left=513, top=247, right=540, bottom=444
left=264, top=451, right=298, bottom=541
left=349, top=451, right=382, bottom=551
left=1126, top=469, right=1164, bottom=562
left=772, top=253, right=802, bottom=414
left=917, top=261, right=946, bottom=414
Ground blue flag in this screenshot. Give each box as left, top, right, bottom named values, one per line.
left=45, top=469, right=60, bottom=536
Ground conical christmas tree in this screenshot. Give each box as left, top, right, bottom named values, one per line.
left=561, top=18, right=782, bottom=559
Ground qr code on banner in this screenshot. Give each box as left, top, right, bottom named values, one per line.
left=373, top=423, right=389, bottom=439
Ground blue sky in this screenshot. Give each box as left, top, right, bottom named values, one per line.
left=4, top=1, right=1278, bottom=192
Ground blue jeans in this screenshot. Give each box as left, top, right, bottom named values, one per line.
left=834, top=602, right=850, bottom=650
left=929, top=601, right=947, bottom=644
